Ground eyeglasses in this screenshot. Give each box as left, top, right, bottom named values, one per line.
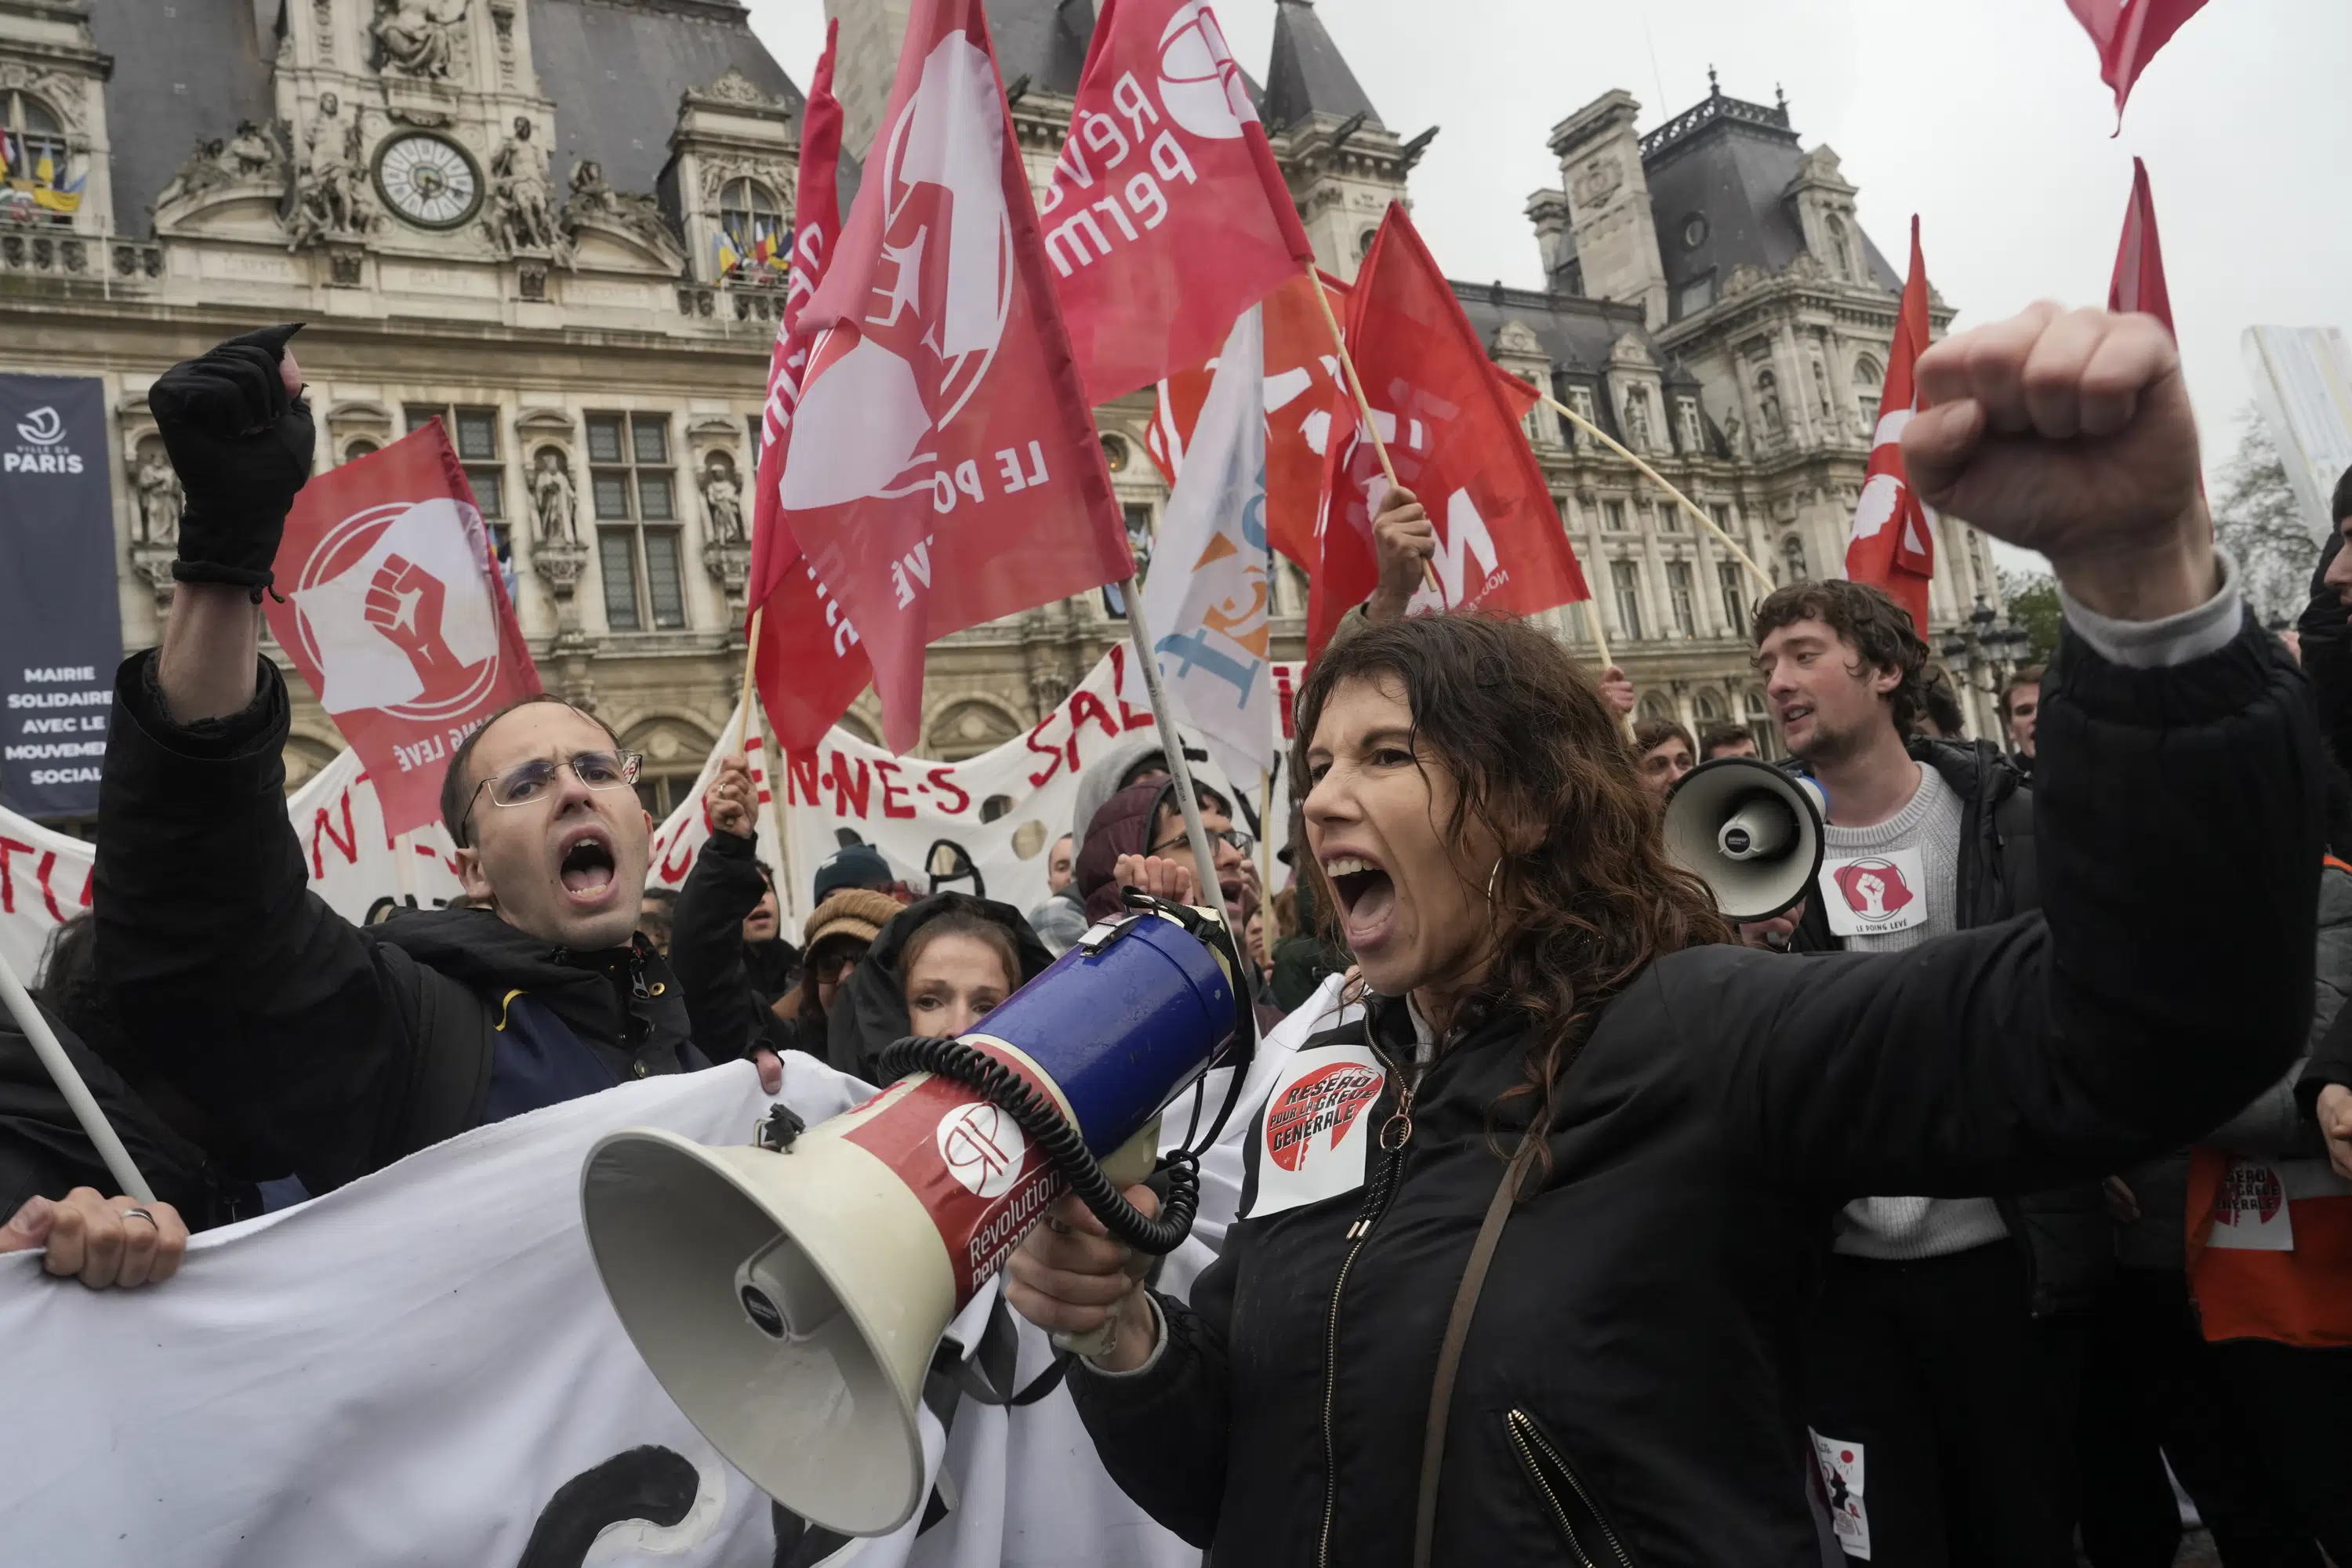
left=811, top=951, right=858, bottom=982
left=1147, top=826, right=1255, bottom=858
left=462, top=750, right=643, bottom=839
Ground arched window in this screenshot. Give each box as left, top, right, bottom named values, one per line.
left=343, top=437, right=379, bottom=464
left=1694, top=690, right=1724, bottom=722
left=1824, top=215, right=1855, bottom=281
left=1744, top=689, right=1777, bottom=759
left=717, top=178, right=784, bottom=275
left=1780, top=534, right=1809, bottom=583
left=1356, top=227, right=1377, bottom=260
left=2, top=90, right=74, bottom=224
left=1638, top=692, right=1673, bottom=724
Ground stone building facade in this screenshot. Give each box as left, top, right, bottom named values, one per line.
left=0, top=0, right=2007, bottom=832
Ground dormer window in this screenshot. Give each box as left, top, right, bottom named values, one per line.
left=2, top=91, right=78, bottom=225
left=716, top=178, right=785, bottom=278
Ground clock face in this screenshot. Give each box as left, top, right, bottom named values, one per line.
left=375, top=134, right=481, bottom=229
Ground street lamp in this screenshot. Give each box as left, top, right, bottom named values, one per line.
left=1938, top=594, right=2031, bottom=749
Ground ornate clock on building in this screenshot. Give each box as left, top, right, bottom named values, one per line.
left=374, top=132, right=481, bottom=229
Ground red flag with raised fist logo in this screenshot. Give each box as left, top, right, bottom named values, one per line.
left=780, top=0, right=1134, bottom=753
left=263, top=420, right=541, bottom=835
left=2066, top=0, right=2211, bottom=122
left=1843, top=217, right=1936, bottom=637
left=1306, top=204, right=1588, bottom=657
left=1041, top=0, right=1315, bottom=405
left=742, top=21, right=871, bottom=750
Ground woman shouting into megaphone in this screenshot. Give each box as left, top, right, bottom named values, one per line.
left=1006, top=303, right=2322, bottom=1567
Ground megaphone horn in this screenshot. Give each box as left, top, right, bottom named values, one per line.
left=580, top=899, right=1250, bottom=1538
left=1661, top=756, right=1828, bottom=924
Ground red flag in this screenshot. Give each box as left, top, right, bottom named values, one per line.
left=2065, top=0, right=2210, bottom=122
left=2107, top=156, right=2174, bottom=334
left=1306, top=204, right=1590, bottom=657
left=743, top=22, right=873, bottom=750
left=1040, top=0, right=1314, bottom=405
left=264, top=422, right=542, bottom=835
left=1148, top=268, right=1540, bottom=576
left=1148, top=269, right=1352, bottom=571
left=781, top=0, right=1134, bottom=753
left=1843, top=217, right=1936, bottom=637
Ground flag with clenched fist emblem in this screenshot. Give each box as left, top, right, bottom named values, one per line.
left=780, top=0, right=1134, bottom=755
left=1040, top=0, right=1315, bottom=405
left=1842, top=217, right=1936, bottom=637
left=263, top=420, right=540, bottom=835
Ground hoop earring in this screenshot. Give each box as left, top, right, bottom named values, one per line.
left=1486, top=858, right=1503, bottom=902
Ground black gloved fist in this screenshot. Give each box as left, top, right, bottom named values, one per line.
left=149, top=322, right=315, bottom=592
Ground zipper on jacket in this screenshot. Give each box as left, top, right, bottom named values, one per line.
left=1319, top=1053, right=1416, bottom=1566
left=1505, top=1409, right=1635, bottom=1568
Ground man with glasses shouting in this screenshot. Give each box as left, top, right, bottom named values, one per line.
left=91, top=325, right=779, bottom=1204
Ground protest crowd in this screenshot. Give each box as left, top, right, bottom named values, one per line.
left=2, top=1, right=2349, bottom=1566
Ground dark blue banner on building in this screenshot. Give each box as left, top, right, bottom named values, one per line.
left=0, top=374, right=122, bottom=818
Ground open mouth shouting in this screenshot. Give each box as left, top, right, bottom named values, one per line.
left=1324, top=851, right=1397, bottom=953
left=557, top=823, right=620, bottom=909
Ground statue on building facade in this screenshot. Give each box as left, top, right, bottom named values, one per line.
left=1756, top=371, right=1784, bottom=436
left=529, top=448, right=576, bottom=544
left=156, top=120, right=283, bottom=210
left=371, top=0, right=468, bottom=80
left=561, top=158, right=677, bottom=256
left=487, top=118, right=563, bottom=255
left=289, top=93, right=375, bottom=249
left=700, top=461, right=745, bottom=546
left=134, top=449, right=183, bottom=546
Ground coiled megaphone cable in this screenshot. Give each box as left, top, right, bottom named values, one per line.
left=873, top=1033, right=1202, bottom=1254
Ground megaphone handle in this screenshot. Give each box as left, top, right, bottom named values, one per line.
left=1051, top=1116, right=1160, bottom=1362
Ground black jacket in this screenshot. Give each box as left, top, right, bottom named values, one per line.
left=1068, top=616, right=2319, bottom=1568
left=825, top=892, right=1055, bottom=1081
left=0, top=1004, right=259, bottom=1229
left=670, top=827, right=794, bottom=1062
left=90, top=655, right=706, bottom=1196
left=1788, top=735, right=2103, bottom=1316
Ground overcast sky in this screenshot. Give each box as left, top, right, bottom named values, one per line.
left=744, top=0, right=2350, bottom=565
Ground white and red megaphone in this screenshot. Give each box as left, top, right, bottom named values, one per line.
left=579, top=898, right=1250, bottom=1537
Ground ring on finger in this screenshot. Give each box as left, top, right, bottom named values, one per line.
left=120, top=1207, right=158, bottom=1230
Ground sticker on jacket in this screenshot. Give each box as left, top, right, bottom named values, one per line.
left=1818, top=847, right=1928, bottom=938
left=1810, top=1432, right=1870, bottom=1559
left=2209, top=1160, right=2296, bottom=1250
left=1239, top=1044, right=1385, bottom=1220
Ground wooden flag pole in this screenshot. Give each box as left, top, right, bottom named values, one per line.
left=1541, top=391, right=1773, bottom=593
left=1303, top=269, right=1439, bottom=596
left=1257, top=769, right=1277, bottom=971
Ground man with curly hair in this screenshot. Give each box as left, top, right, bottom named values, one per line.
left=1751, top=577, right=2089, bottom=1565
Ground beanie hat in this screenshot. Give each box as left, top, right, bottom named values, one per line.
left=801, top=887, right=904, bottom=952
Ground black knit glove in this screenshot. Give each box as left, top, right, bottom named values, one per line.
left=149, top=322, right=315, bottom=593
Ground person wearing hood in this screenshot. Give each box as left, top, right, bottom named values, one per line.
left=89, top=325, right=781, bottom=1202
left=826, top=891, right=1055, bottom=1082
left=1031, top=735, right=1174, bottom=955
left=1073, top=775, right=1249, bottom=927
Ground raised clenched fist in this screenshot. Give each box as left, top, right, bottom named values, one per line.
left=148, top=321, right=314, bottom=591
left=1902, top=303, right=2213, bottom=621
left=365, top=554, right=482, bottom=702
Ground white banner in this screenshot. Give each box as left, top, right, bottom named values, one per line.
left=0, top=978, right=1357, bottom=1568
left=650, top=645, right=1243, bottom=928
left=0, top=745, right=463, bottom=984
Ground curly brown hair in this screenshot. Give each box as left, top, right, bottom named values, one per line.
left=1748, top=579, right=1929, bottom=737
left=1290, top=613, right=1730, bottom=1158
